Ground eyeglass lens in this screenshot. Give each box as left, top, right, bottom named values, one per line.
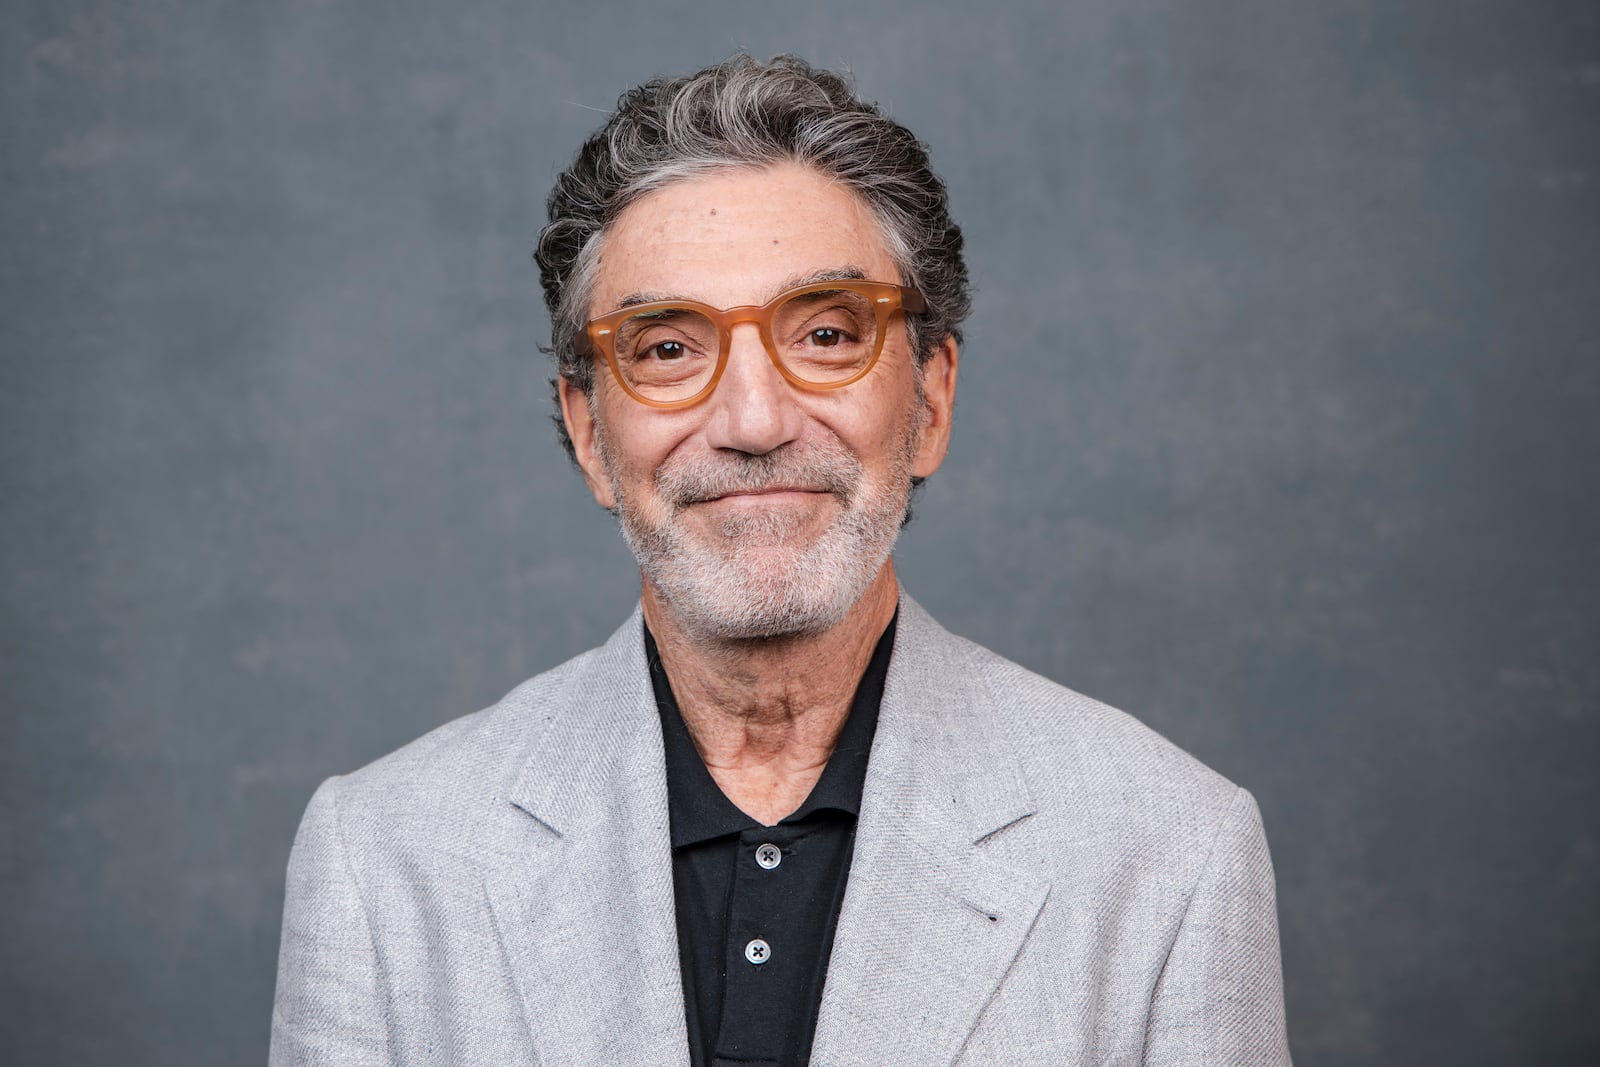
left=610, top=288, right=883, bottom=403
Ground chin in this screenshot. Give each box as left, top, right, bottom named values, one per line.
left=639, top=534, right=893, bottom=643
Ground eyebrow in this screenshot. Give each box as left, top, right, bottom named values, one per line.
left=610, top=266, right=873, bottom=312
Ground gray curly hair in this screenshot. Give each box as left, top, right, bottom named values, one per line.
left=534, top=54, right=971, bottom=461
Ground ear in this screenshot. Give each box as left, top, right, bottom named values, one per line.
left=911, top=335, right=960, bottom=479
left=557, top=376, right=617, bottom=511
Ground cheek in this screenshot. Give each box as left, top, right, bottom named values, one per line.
left=597, top=406, right=700, bottom=491
left=844, top=376, right=923, bottom=459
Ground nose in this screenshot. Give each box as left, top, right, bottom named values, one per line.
left=702, top=323, right=804, bottom=455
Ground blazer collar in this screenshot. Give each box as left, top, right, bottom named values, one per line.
left=487, top=593, right=1048, bottom=1066
left=486, top=606, right=691, bottom=1065
left=810, top=593, right=1049, bottom=1065
left=503, top=603, right=660, bottom=836
left=500, top=594, right=1036, bottom=843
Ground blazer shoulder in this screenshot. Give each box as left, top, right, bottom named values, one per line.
left=309, top=642, right=604, bottom=836
left=928, top=621, right=1244, bottom=833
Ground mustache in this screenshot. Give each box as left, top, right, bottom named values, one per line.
left=655, top=442, right=863, bottom=506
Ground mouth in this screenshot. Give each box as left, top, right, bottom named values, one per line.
left=708, top=486, right=824, bottom=498
left=697, top=487, right=830, bottom=506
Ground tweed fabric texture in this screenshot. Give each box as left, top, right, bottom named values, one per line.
left=270, top=594, right=1291, bottom=1065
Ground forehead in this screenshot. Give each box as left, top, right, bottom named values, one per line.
left=590, top=163, right=900, bottom=314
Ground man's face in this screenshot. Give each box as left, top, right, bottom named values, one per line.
left=561, top=162, right=957, bottom=641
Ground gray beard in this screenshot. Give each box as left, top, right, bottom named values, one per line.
left=602, top=433, right=917, bottom=642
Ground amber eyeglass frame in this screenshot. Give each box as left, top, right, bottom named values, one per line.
left=574, top=279, right=928, bottom=410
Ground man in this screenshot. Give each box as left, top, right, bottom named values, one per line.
left=271, top=55, right=1291, bottom=1066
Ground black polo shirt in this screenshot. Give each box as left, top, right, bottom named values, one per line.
left=645, top=613, right=895, bottom=1067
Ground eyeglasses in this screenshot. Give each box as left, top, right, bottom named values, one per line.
left=575, top=279, right=926, bottom=409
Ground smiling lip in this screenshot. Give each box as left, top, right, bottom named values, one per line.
left=701, top=487, right=827, bottom=503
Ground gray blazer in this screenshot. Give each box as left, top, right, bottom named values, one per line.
left=271, top=595, right=1291, bottom=1065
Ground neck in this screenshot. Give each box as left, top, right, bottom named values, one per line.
left=641, top=563, right=899, bottom=826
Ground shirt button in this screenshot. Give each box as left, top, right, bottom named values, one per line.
left=744, top=938, right=771, bottom=965
left=755, top=843, right=782, bottom=870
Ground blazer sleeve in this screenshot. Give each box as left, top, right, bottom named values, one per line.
left=270, top=778, right=390, bottom=1067
left=1142, top=787, right=1292, bottom=1066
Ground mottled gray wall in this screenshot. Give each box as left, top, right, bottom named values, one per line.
left=3, top=1, right=1596, bottom=1063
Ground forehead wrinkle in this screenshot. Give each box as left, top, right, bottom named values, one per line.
left=605, top=266, right=875, bottom=316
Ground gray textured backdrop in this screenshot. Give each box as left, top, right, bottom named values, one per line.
left=3, top=1, right=1597, bottom=1063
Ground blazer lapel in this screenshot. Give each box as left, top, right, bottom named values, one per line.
left=810, top=596, right=1050, bottom=1066
left=483, top=609, right=690, bottom=1066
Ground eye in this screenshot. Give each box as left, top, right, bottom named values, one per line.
left=645, top=340, right=689, bottom=361
left=809, top=328, right=844, bottom=347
